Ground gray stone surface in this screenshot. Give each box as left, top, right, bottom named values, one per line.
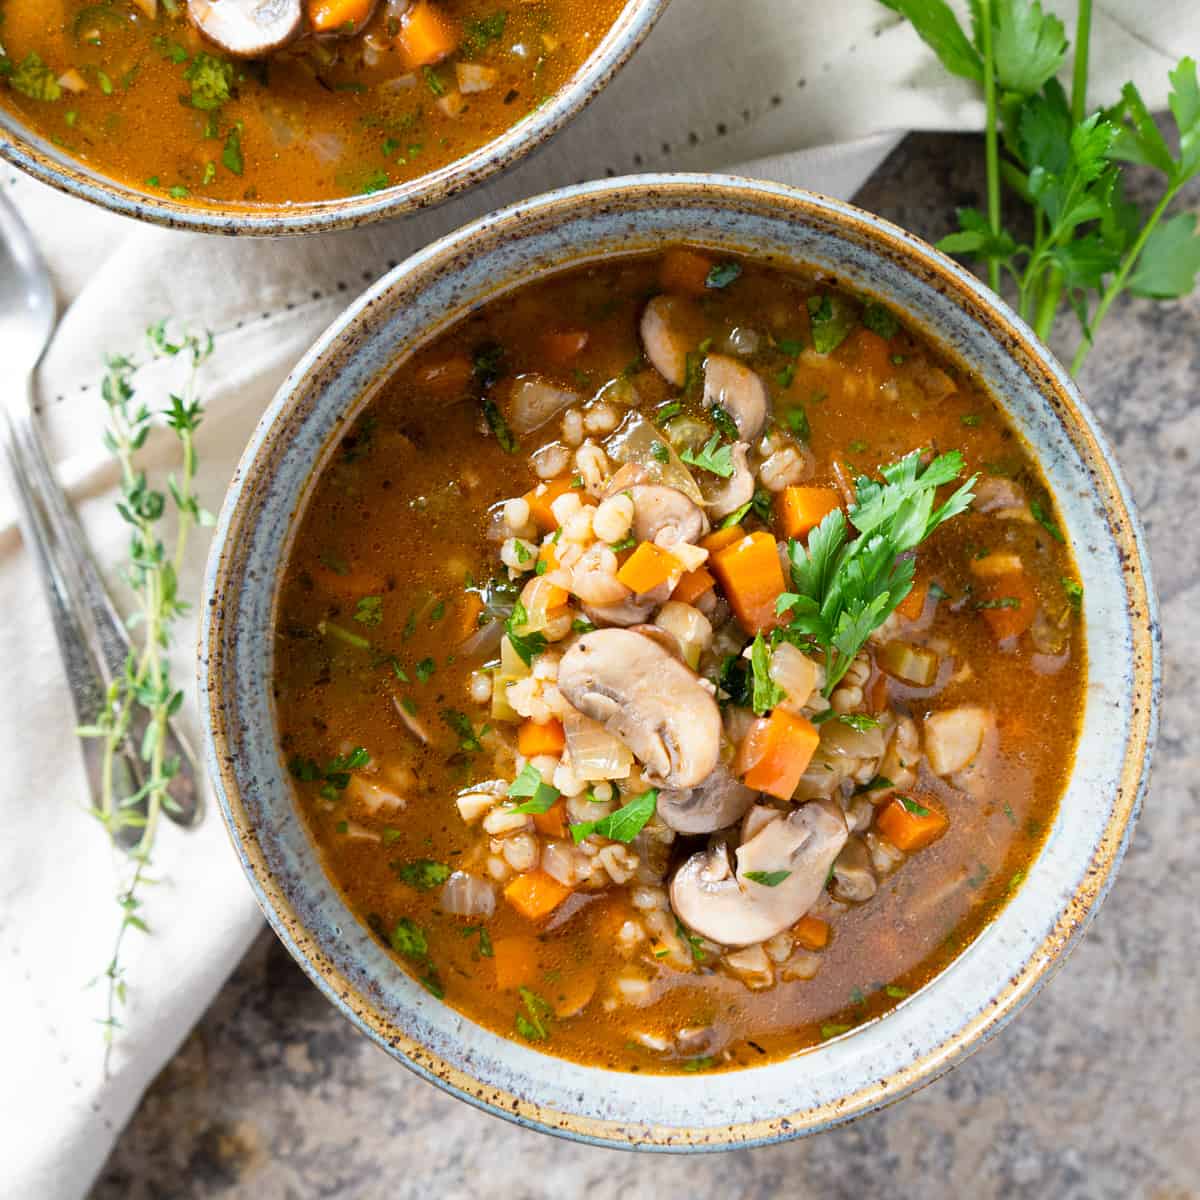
left=93, top=134, right=1199, bottom=1200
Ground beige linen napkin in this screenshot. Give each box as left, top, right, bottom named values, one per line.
left=0, top=2, right=1192, bottom=1196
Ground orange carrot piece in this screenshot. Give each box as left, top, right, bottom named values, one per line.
left=540, top=329, right=590, bottom=364
left=876, top=794, right=949, bottom=851
left=978, top=570, right=1038, bottom=642
left=774, top=486, right=841, bottom=539
left=308, top=0, right=374, bottom=33
left=524, top=476, right=578, bottom=531
left=616, top=541, right=680, bottom=595
left=518, top=717, right=566, bottom=758
left=736, top=709, right=820, bottom=800
left=793, top=914, right=830, bottom=951
left=671, top=564, right=715, bottom=606
left=866, top=668, right=890, bottom=716
left=503, top=870, right=572, bottom=920
left=659, top=247, right=715, bottom=297
left=700, top=524, right=745, bottom=553
left=895, top=576, right=928, bottom=621
left=397, top=0, right=459, bottom=66
left=492, top=935, right=541, bottom=990
left=538, top=539, right=560, bottom=572
left=417, top=354, right=473, bottom=397
left=457, top=591, right=484, bottom=639
left=710, top=531, right=786, bottom=634
left=532, top=797, right=568, bottom=839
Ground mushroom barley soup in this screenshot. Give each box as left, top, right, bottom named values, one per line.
left=0, top=0, right=623, bottom=206
left=275, top=248, right=1086, bottom=1072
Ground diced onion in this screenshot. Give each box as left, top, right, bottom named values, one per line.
left=456, top=62, right=499, bottom=93
left=563, top=710, right=634, bottom=780
left=508, top=374, right=581, bottom=434
left=820, top=719, right=886, bottom=760
left=461, top=617, right=504, bottom=660
left=604, top=411, right=704, bottom=504
left=440, top=871, right=496, bottom=917
left=769, top=641, right=820, bottom=709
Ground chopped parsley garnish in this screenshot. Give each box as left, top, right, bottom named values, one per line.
left=422, top=65, right=446, bottom=95
left=1030, top=498, right=1065, bottom=542
left=389, top=917, right=428, bottom=959
left=464, top=10, right=508, bottom=53
left=975, top=596, right=1021, bottom=609
left=481, top=397, right=517, bottom=453
left=820, top=1023, right=852, bottom=1040
left=515, top=986, right=553, bottom=1042
left=460, top=924, right=495, bottom=957
left=505, top=601, right=546, bottom=665
left=862, top=301, right=900, bottom=340
left=705, top=261, right=742, bottom=289
left=415, top=657, right=436, bottom=682
left=473, top=342, right=505, bottom=386
left=359, top=168, right=390, bottom=195
left=961, top=413, right=982, bottom=427
left=8, top=52, right=62, bottom=101
left=650, top=440, right=670, bottom=463
left=786, top=404, right=811, bottom=440
left=507, top=763, right=560, bottom=813
left=608, top=533, right=637, bottom=553
left=707, top=402, right=739, bottom=441
left=572, top=617, right=596, bottom=634
left=885, top=984, right=909, bottom=999
left=680, top=433, right=735, bottom=478
left=221, top=123, right=244, bottom=176
left=857, top=775, right=895, bottom=794
left=807, top=293, right=857, bottom=354
left=289, top=746, right=369, bottom=800
left=354, top=595, right=383, bottom=627
left=655, top=400, right=682, bottom=421
left=749, top=633, right=785, bottom=715
left=1061, top=577, right=1083, bottom=611
left=393, top=860, right=451, bottom=891
left=441, top=709, right=484, bottom=753
left=675, top=918, right=708, bottom=963
left=898, top=795, right=931, bottom=816
left=184, top=53, right=233, bottom=111
left=778, top=449, right=976, bottom=693
left=837, top=712, right=880, bottom=732
left=744, top=869, right=791, bottom=887
left=682, top=1055, right=717, bottom=1072
left=571, top=788, right=658, bottom=844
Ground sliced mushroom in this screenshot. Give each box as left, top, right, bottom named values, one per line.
left=703, top=355, right=767, bottom=441
left=657, top=763, right=756, bottom=835
left=671, top=802, right=848, bottom=946
left=640, top=295, right=704, bottom=386
left=830, top=836, right=878, bottom=903
left=188, top=0, right=303, bottom=57
left=583, top=596, right=659, bottom=628
left=557, top=629, right=721, bottom=789
left=699, top=441, right=754, bottom=519
left=629, top=484, right=708, bottom=545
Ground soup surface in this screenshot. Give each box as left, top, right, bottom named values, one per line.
left=274, top=248, right=1086, bottom=1073
left=0, top=0, right=623, bottom=206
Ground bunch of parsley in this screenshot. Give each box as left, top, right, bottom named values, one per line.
left=883, top=0, right=1200, bottom=372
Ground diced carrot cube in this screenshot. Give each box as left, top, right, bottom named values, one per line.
left=540, top=329, right=590, bottom=364
left=457, top=592, right=484, bottom=639
left=517, top=717, right=565, bottom=758
left=532, top=798, right=568, bottom=839
left=978, top=570, right=1038, bottom=642
left=616, top=541, right=681, bottom=596
left=700, top=524, right=744, bottom=553
left=503, top=870, right=572, bottom=920
left=492, top=935, right=541, bottom=990
left=793, top=914, right=829, bottom=950
left=735, top=709, right=820, bottom=800
left=523, top=476, right=578, bottom=531
left=671, top=565, right=715, bottom=606
left=308, top=0, right=375, bottom=33
left=895, top=576, right=928, bottom=621
left=659, top=247, right=715, bottom=297
left=710, top=531, right=786, bottom=634
left=396, top=0, right=459, bottom=66
left=876, top=794, right=949, bottom=851
left=775, top=486, right=841, bottom=539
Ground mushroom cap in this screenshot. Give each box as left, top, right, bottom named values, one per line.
left=557, top=629, right=721, bottom=789
left=188, top=0, right=303, bottom=58
left=582, top=595, right=659, bottom=628
left=639, top=295, right=704, bottom=387
left=703, top=355, right=768, bottom=441
left=670, top=802, right=848, bottom=946
left=657, top=762, right=756, bottom=834
left=628, top=484, right=708, bottom=545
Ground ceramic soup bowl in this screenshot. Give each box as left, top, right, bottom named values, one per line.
left=200, top=175, right=1159, bottom=1148
left=0, top=1, right=666, bottom=236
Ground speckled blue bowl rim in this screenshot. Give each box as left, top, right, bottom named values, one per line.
left=0, top=0, right=667, bottom=236
left=200, top=174, right=1160, bottom=1151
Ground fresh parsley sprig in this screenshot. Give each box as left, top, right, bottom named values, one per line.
left=777, top=450, right=976, bottom=694
left=883, top=0, right=1200, bottom=372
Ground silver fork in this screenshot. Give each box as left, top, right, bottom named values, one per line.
left=0, top=189, right=201, bottom=833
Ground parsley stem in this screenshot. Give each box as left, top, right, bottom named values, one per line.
left=979, top=0, right=1002, bottom=294
left=1071, top=186, right=1176, bottom=373
left=1032, top=264, right=1063, bottom=341
left=1071, top=0, right=1093, bottom=124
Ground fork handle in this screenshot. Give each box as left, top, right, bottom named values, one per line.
left=3, top=377, right=201, bottom=828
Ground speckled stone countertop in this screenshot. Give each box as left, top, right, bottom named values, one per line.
left=94, top=134, right=1198, bottom=1200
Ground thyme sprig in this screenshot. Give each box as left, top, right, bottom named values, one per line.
left=79, top=320, right=214, bottom=1070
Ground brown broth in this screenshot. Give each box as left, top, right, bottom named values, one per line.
left=0, top=0, right=624, bottom=205
left=273, top=251, right=1086, bottom=1072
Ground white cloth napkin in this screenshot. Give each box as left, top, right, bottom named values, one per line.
left=0, top=2, right=1191, bottom=1196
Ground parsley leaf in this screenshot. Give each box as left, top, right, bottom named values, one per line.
left=744, top=869, right=791, bottom=887
left=1128, top=211, right=1200, bottom=299
left=441, top=709, right=484, bottom=753
left=7, top=52, right=62, bottom=102
left=394, top=860, right=451, bottom=891
left=464, top=10, right=507, bottom=54
left=571, top=788, right=657, bottom=844
left=389, top=917, right=428, bottom=959
left=354, top=595, right=384, bottom=626
left=749, top=634, right=785, bottom=715
left=507, top=763, right=560, bottom=813
left=505, top=602, right=546, bottom=666
left=705, top=261, right=742, bottom=289
left=184, top=53, right=233, bottom=111
left=807, top=294, right=857, bottom=354
left=1061, top=576, right=1083, bottom=611
left=1030, top=498, right=1065, bottom=542
left=680, top=433, right=735, bottom=478
left=877, top=0, right=981, bottom=83
left=862, top=301, right=900, bottom=340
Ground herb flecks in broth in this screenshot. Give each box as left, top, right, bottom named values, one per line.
left=275, top=248, right=1086, bottom=1073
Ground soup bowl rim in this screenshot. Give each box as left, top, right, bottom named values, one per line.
left=200, top=172, right=1160, bottom=1149
left=0, top=0, right=668, bottom=236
